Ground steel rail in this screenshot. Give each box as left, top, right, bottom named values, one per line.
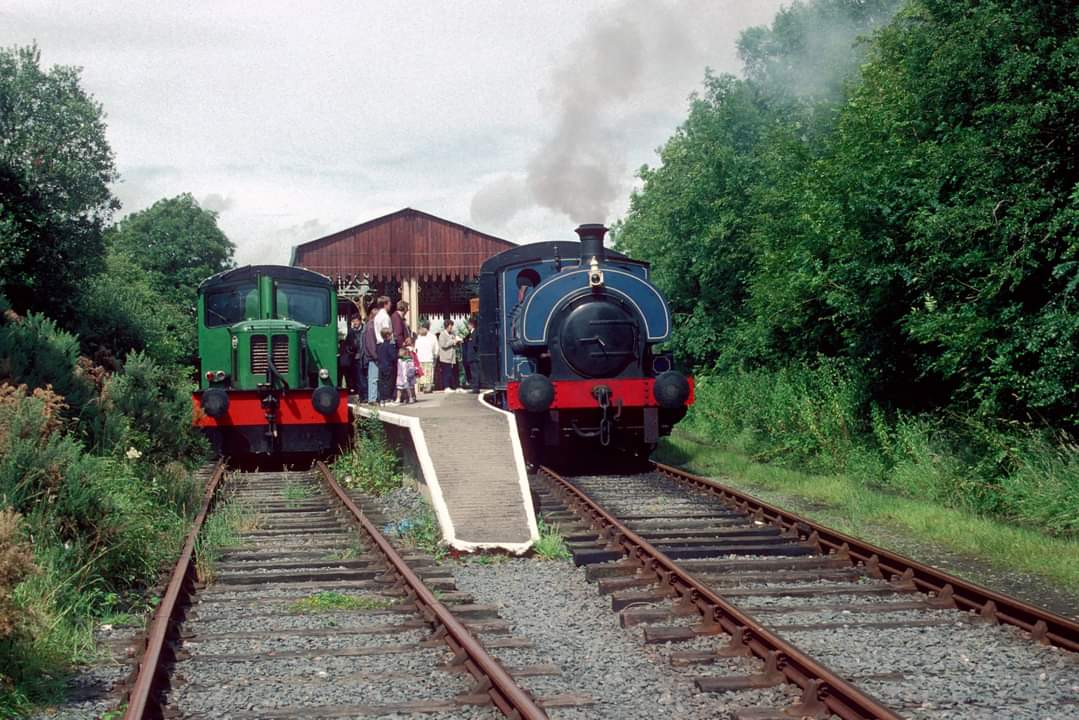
left=315, top=461, right=548, bottom=720
left=123, top=460, right=226, bottom=720
left=538, top=464, right=903, bottom=720
left=652, top=460, right=1079, bottom=653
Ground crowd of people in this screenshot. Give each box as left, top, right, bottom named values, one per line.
left=341, top=296, right=480, bottom=406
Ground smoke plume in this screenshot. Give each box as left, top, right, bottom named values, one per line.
left=471, top=0, right=784, bottom=229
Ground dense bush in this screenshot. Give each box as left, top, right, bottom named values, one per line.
left=683, top=360, right=868, bottom=471
left=0, top=310, right=206, bottom=713
left=0, top=310, right=95, bottom=415
left=76, top=251, right=190, bottom=368
left=0, top=384, right=200, bottom=709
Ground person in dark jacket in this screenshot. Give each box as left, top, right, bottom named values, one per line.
left=462, top=318, right=480, bottom=392
left=376, top=327, right=398, bottom=405
left=391, top=300, right=409, bottom=347
left=343, top=315, right=364, bottom=395
left=389, top=300, right=408, bottom=399
left=362, top=306, right=379, bottom=404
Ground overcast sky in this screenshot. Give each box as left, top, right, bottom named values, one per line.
left=3, top=1, right=786, bottom=264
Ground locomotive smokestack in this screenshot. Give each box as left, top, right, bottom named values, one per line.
left=575, top=223, right=608, bottom=263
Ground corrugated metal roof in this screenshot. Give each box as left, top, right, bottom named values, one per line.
left=290, top=208, right=515, bottom=282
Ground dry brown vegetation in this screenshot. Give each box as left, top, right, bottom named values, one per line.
left=0, top=510, right=37, bottom=639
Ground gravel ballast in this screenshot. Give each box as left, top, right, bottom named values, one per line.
left=455, top=559, right=799, bottom=719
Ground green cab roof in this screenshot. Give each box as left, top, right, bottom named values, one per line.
left=199, top=265, right=331, bottom=292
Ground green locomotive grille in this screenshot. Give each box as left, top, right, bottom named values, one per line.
left=271, top=335, right=289, bottom=371
left=250, top=335, right=290, bottom=374
left=250, top=335, right=268, bottom=374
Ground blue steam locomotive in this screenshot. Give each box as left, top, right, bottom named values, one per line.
left=477, top=224, right=693, bottom=461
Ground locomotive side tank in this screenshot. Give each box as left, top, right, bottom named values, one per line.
left=478, top=224, right=693, bottom=460
left=192, top=265, right=349, bottom=456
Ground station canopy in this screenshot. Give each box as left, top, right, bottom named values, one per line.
left=289, top=208, right=515, bottom=283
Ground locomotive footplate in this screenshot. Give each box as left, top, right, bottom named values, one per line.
left=192, top=389, right=349, bottom=455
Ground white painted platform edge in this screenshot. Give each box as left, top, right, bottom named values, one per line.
left=352, top=402, right=535, bottom=554
left=478, top=392, right=540, bottom=544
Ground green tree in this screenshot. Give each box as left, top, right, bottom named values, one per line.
left=76, top=250, right=189, bottom=368
left=107, top=193, right=235, bottom=312
left=0, top=44, right=118, bottom=316
left=615, top=0, right=900, bottom=368
left=757, top=0, right=1079, bottom=425
left=614, top=74, right=770, bottom=367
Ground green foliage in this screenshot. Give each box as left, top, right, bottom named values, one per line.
left=76, top=250, right=190, bottom=367
left=683, top=361, right=867, bottom=471
left=0, top=312, right=94, bottom=413
left=0, top=310, right=206, bottom=713
left=107, top=194, right=234, bottom=312
left=333, top=416, right=402, bottom=496
left=620, top=0, right=1079, bottom=539
left=287, top=591, right=394, bottom=614
left=685, top=368, right=1079, bottom=536
left=623, top=0, right=1079, bottom=429
left=0, top=44, right=118, bottom=317
left=0, top=385, right=205, bottom=710
left=532, top=521, right=571, bottom=561
left=95, top=352, right=207, bottom=465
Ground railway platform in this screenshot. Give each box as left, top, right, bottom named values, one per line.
left=352, top=392, right=539, bottom=553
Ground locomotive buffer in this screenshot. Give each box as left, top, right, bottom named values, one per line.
left=354, top=392, right=539, bottom=553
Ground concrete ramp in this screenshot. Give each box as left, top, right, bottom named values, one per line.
left=353, top=393, right=538, bottom=553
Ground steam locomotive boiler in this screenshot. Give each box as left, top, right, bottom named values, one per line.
left=477, top=224, right=693, bottom=461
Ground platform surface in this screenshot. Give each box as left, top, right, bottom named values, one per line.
left=353, top=392, right=538, bottom=553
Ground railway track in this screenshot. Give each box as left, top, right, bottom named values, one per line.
left=534, top=462, right=1079, bottom=720
left=119, top=462, right=573, bottom=720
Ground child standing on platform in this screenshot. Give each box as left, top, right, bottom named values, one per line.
left=414, top=322, right=436, bottom=393
left=397, top=346, right=417, bottom=404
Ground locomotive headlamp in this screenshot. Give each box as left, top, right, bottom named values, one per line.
left=588, top=256, right=604, bottom=288
left=201, top=388, right=229, bottom=418
left=653, top=371, right=691, bottom=409
left=311, top=385, right=340, bottom=416
left=318, top=368, right=330, bottom=380
left=231, top=336, right=238, bottom=349
left=519, top=373, right=555, bottom=412
left=214, top=370, right=227, bottom=382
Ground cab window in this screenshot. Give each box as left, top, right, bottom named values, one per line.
left=276, top=282, right=329, bottom=326
left=204, top=283, right=257, bottom=327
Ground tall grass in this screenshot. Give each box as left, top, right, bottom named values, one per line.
left=194, top=495, right=257, bottom=583
left=684, top=362, right=1079, bottom=537
left=333, top=416, right=402, bottom=496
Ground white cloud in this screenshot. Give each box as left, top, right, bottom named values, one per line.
left=2, top=0, right=785, bottom=263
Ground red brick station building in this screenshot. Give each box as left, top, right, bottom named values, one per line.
left=290, top=208, right=514, bottom=332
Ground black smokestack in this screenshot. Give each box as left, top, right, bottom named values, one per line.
left=576, top=223, right=608, bottom=263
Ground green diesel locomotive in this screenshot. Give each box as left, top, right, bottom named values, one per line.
left=192, top=265, right=350, bottom=456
